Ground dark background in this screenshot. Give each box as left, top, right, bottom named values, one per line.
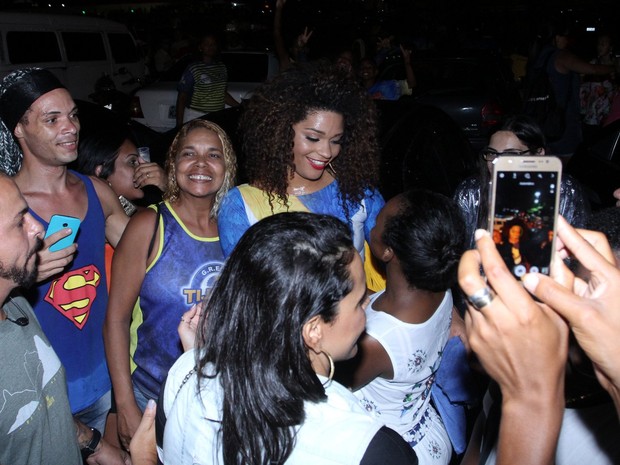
left=4, top=0, right=620, bottom=61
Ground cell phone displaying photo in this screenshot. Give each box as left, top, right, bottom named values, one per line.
left=488, top=156, right=562, bottom=279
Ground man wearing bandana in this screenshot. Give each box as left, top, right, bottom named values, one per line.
left=0, top=69, right=129, bottom=436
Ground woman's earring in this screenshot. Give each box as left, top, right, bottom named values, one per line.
left=322, top=351, right=335, bottom=385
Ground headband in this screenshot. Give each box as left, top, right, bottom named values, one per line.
left=0, top=68, right=66, bottom=175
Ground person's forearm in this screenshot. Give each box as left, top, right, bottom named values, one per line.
left=404, top=61, right=416, bottom=89
left=176, top=93, right=187, bottom=127
left=273, top=1, right=292, bottom=70
left=75, top=418, right=99, bottom=450
left=104, top=318, right=136, bottom=409
left=497, top=390, right=564, bottom=465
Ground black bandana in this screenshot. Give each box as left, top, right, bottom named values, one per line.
left=0, top=68, right=66, bottom=175
left=0, top=68, right=65, bottom=132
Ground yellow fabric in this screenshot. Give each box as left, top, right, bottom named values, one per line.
left=237, top=184, right=386, bottom=292
left=364, top=241, right=386, bottom=292
left=238, top=184, right=305, bottom=216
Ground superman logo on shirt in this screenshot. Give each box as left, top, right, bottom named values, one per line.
left=44, top=264, right=101, bottom=330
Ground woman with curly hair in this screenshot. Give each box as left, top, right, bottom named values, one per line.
left=218, top=62, right=385, bottom=290
left=103, top=119, right=236, bottom=450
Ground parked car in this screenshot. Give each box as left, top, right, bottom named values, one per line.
left=0, top=12, right=145, bottom=102
left=380, top=50, right=521, bottom=152
left=566, top=120, right=620, bottom=210
left=129, top=50, right=278, bottom=132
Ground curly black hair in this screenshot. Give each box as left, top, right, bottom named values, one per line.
left=240, top=61, right=380, bottom=212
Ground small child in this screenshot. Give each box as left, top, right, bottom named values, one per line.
left=343, top=189, right=466, bottom=465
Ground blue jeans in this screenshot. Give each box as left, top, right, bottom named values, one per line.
left=133, top=384, right=154, bottom=413
left=74, top=390, right=111, bottom=433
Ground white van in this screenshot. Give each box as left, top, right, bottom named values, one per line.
left=0, top=12, right=146, bottom=101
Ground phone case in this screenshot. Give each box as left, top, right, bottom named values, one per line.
left=44, top=215, right=81, bottom=252
left=489, top=156, right=562, bottom=277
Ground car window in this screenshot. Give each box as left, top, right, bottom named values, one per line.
left=108, top=33, right=140, bottom=63
left=7, top=31, right=61, bottom=63
left=62, top=32, right=106, bottom=61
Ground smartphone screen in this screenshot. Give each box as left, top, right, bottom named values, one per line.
left=488, top=156, right=562, bottom=278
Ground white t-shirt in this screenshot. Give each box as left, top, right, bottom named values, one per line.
left=353, top=290, right=453, bottom=464
left=160, top=349, right=383, bottom=465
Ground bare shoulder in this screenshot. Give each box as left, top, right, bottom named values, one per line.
left=116, top=207, right=159, bottom=254
left=89, top=175, right=118, bottom=207
left=126, top=207, right=158, bottom=232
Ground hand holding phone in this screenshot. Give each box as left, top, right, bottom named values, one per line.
left=44, top=215, right=81, bottom=252
left=488, top=156, right=562, bottom=279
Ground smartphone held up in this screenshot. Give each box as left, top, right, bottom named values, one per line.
left=44, top=215, right=81, bottom=252
left=488, top=156, right=562, bottom=279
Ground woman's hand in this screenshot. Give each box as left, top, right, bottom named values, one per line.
left=133, top=163, right=167, bottom=192
left=178, top=303, right=203, bottom=352
left=129, top=399, right=157, bottom=465
left=116, top=402, right=143, bottom=452
left=523, top=216, right=620, bottom=413
left=459, top=229, right=568, bottom=402
left=459, top=228, right=568, bottom=465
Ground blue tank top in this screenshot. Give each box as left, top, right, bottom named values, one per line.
left=26, top=171, right=110, bottom=414
left=130, top=201, right=225, bottom=399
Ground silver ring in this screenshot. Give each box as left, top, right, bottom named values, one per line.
left=468, top=286, right=494, bottom=310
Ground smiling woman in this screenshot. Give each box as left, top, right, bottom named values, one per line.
left=102, top=119, right=236, bottom=450
left=218, top=62, right=386, bottom=290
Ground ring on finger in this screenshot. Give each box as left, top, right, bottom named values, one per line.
left=467, top=286, right=494, bottom=310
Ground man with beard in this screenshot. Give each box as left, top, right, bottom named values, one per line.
left=0, top=174, right=129, bottom=465
left=0, top=68, right=129, bottom=434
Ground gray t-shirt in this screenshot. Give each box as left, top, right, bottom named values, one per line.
left=0, top=294, right=82, bottom=465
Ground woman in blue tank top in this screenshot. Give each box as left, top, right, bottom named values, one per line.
left=103, top=119, right=236, bottom=450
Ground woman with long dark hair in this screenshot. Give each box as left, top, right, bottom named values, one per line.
left=158, top=212, right=418, bottom=465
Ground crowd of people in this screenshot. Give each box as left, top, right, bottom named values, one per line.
left=1, top=11, right=620, bottom=465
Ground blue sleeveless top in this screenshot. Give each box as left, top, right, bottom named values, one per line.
left=26, top=171, right=110, bottom=414
left=130, top=201, right=225, bottom=399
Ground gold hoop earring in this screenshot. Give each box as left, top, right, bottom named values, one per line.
left=322, top=351, right=335, bottom=385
